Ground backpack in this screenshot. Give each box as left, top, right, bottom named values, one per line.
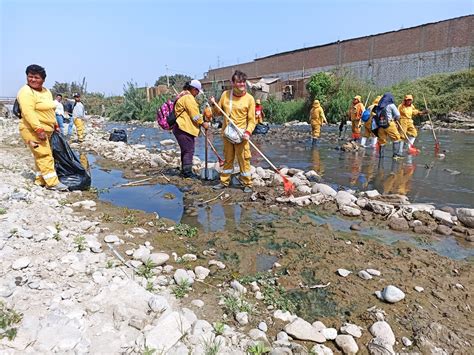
left=361, top=108, right=371, bottom=122
left=374, top=106, right=389, bottom=129
left=13, top=99, right=21, bottom=119
left=156, top=92, right=188, bottom=130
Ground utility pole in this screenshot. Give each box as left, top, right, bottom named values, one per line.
left=217, top=56, right=220, bottom=68
left=165, top=64, right=169, bottom=87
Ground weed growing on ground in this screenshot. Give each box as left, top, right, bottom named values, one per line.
left=89, top=186, right=110, bottom=196
left=0, top=301, right=23, bottom=340
left=0, top=207, right=7, bottom=214
left=105, top=259, right=115, bottom=269
left=175, top=223, right=198, bottom=238
left=213, top=321, right=225, bottom=335
left=172, top=279, right=191, bottom=299
left=101, top=213, right=114, bottom=222
left=122, top=210, right=137, bottom=225
left=247, top=342, right=270, bottom=355
left=136, top=259, right=156, bottom=280
left=146, top=281, right=156, bottom=292
left=222, top=294, right=254, bottom=315
left=53, top=222, right=61, bottom=241
left=203, top=337, right=222, bottom=355
left=142, top=345, right=156, bottom=355
left=73, top=236, right=86, bottom=252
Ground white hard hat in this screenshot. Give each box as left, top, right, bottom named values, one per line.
left=190, top=79, right=203, bottom=93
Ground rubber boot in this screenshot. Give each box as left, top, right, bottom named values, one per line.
left=399, top=141, right=404, bottom=155
left=392, top=141, right=404, bottom=159
left=182, top=164, right=197, bottom=179
left=360, top=137, right=367, bottom=148
left=312, top=138, right=318, bottom=146
left=370, top=137, right=378, bottom=148
left=378, top=144, right=385, bottom=159
left=408, top=136, right=416, bottom=145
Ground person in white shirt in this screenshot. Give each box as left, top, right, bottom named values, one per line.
left=72, top=93, right=86, bottom=143
left=54, top=94, right=65, bottom=135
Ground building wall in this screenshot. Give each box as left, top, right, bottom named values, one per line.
left=202, top=15, right=473, bottom=89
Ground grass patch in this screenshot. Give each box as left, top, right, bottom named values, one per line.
left=0, top=207, right=7, bottom=215
left=172, top=279, right=191, bottom=299
left=247, top=342, right=271, bottom=355
left=222, top=294, right=254, bottom=315
left=175, top=223, right=198, bottom=238
left=0, top=301, right=23, bottom=340
left=136, top=259, right=156, bottom=280
left=73, top=236, right=86, bottom=252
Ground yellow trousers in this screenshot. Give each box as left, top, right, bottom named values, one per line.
left=399, top=118, right=417, bottom=137
left=311, top=123, right=321, bottom=138
left=220, top=138, right=252, bottom=187
left=19, top=127, right=59, bottom=187
left=378, top=121, right=402, bottom=145
left=74, top=118, right=85, bottom=141
left=363, top=118, right=375, bottom=138
left=351, top=119, right=361, bottom=134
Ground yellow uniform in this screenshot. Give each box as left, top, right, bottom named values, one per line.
left=349, top=96, right=364, bottom=139
left=310, top=100, right=326, bottom=139
left=214, top=90, right=256, bottom=187
left=398, top=103, right=421, bottom=138
left=175, top=92, right=203, bottom=137
left=17, top=84, right=59, bottom=187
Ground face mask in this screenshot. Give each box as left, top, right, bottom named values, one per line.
left=233, top=84, right=246, bottom=95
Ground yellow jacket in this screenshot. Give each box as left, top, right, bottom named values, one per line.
left=214, top=90, right=256, bottom=133
left=175, top=91, right=203, bottom=137
left=17, top=84, right=56, bottom=132
left=310, top=100, right=326, bottom=125
left=349, top=102, right=365, bottom=121
left=398, top=103, right=421, bottom=121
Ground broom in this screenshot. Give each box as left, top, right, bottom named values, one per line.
left=422, top=94, right=440, bottom=154
left=396, top=121, right=420, bottom=155
left=211, top=100, right=295, bottom=196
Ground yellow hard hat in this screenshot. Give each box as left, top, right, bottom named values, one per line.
left=354, top=95, right=361, bottom=101
left=404, top=94, right=413, bottom=100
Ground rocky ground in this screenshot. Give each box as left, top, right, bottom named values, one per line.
left=0, top=116, right=473, bottom=354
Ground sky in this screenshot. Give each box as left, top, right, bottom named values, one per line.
left=1, top=0, right=472, bottom=97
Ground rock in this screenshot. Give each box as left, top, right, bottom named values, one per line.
left=104, top=234, right=120, bottom=243
left=284, top=318, right=326, bottom=343
left=36, top=325, right=82, bottom=352
left=208, top=259, right=226, bottom=269
left=134, top=246, right=151, bottom=261
left=358, top=270, right=373, bottom=280
left=366, top=269, right=381, bottom=276
left=12, top=257, right=31, bottom=270
left=402, top=336, right=413, bottom=347
left=340, top=205, right=361, bottom=217
left=311, top=321, right=326, bottom=331
left=255, top=291, right=264, bottom=300
left=273, top=310, right=297, bottom=323
left=321, top=328, right=338, bottom=340
left=414, top=286, right=424, bottom=292
left=230, top=280, right=247, bottom=294
left=356, top=197, right=368, bottom=209
left=368, top=201, right=394, bottom=215
left=414, top=225, right=434, bottom=234
left=174, top=269, right=194, bottom=285
left=258, top=322, right=268, bottom=332
left=160, top=139, right=176, bottom=146
left=148, top=295, right=170, bottom=313
left=367, top=337, right=394, bottom=355
left=436, top=225, right=452, bottom=236
left=181, top=253, right=197, bottom=261
left=369, top=321, right=396, bottom=346
left=337, top=269, right=351, bottom=277
left=311, top=183, right=337, bottom=197
left=340, top=323, right=362, bottom=338
left=336, top=190, right=357, bottom=206
left=311, top=344, right=334, bottom=355
left=276, top=331, right=289, bottom=342
left=335, top=334, right=359, bottom=354
left=432, top=209, right=454, bottom=226
left=350, top=223, right=361, bottom=231
left=363, top=190, right=380, bottom=198
left=381, top=285, right=405, bottom=303
left=145, top=311, right=192, bottom=352
left=146, top=252, right=169, bottom=266
left=388, top=217, right=410, bottom=231
left=191, top=299, right=204, bottom=308
left=235, top=312, right=249, bottom=325
left=194, top=266, right=210, bottom=280
left=456, top=208, right=474, bottom=228
left=248, top=328, right=267, bottom=341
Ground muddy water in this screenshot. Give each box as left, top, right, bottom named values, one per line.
left=106, top=123, right=474, bottom=208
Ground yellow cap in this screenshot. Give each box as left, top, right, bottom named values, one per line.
left=354, top=95, right=361, bottom=101
left=404, top=94, right=413, bottom=100
left=313, top=99, right=320, bottom=105
left=256, top=99, right=261, bottom=104
left=373, top=95, right=382, bottom=105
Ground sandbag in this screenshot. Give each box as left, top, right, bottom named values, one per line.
left=253, top=123, right=270, bottom=135
left=109, top=129, right=128, bottom=143
left=50, top=132, right=91, bottom=191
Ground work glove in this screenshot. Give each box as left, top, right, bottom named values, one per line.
left=242, top=131, right=251, bottom=141
left=35, top=128, right=47, bottom=141
left=203, top=106, right=212, bottom=121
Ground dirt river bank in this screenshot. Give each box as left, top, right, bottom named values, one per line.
left=0, top=117, right=473, bottom=354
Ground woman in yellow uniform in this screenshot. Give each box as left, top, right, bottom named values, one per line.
left=310, top=99, right=327, bottom=146
left=17, top=64, right=68, bottom=190
left=211, top=70, right=256, bottom=193
left=398, top=94, right=426, bottom=153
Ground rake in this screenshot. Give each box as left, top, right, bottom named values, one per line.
left=396, top=121, right=420, bottom=155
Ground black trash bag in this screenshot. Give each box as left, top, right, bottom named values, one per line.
left=253, top=123, right=270, bottom=135
left=109, top=129, right=127, bottom=143
left=50, top=132, right=91, bottom=191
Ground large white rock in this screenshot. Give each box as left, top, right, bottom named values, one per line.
left=340, top=205, right=361, bottom=217
left=230, top=280, right=247, bottom=294
left=311, top=344, right=334, bottom=355
left=145, top=311, right=192, bottom=352
left=104, top=234, right=119, bottom=243
left=340, top=323, right=362, bottom=338
left=134, top=246, right=151, bottom=261
left=194, top=266, right=210, bottom=280
left=148, top=295, right=171, bottom=313
left=335, top=334, right=359, bottom=354
left=457, top=208, right=474, bottom=228
left=369, top=321, right=396, bottom=346
left=432, top=209, right=454, bottom=226
left=284, top=318, right=326, bottom=343
left=146, top=252, right=169, bottom=266
left=336, top=190, right=357, bottom=206
left=311, top=183, right=337, bottom=197
left=273, top=310, right=298, bottom=323
left=12, top=257, right=30, bottom=270
left=368, top=201, right=394, bottom=215
left=174, top=268, right=194, bottom=285
left=363, top=190, right=380, bottom=198
left=381, top=285, right=405, bottom=303
left=321, top=327, right=338, bottom=340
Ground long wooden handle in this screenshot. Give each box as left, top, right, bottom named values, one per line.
left=212, top=101, right=280, bottom=172
left=395, top=120, right=411, bottom=143
left=422, top=94, right=438, bottom=141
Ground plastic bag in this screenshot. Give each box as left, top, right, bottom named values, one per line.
left=224, top=124, right=243, bottom=144
left=50, top=132, right=91, bottom=191
left=109, top=129, right=128, bottom=143
left=253, top=123, right=270, bottom=135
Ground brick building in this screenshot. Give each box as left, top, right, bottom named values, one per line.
left=201, top=15, right=473, bottom=99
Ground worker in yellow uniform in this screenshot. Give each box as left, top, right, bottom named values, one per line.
left=210, top=70, right=256, bottom=193
left=16, top=64, right=68, bottom=191
left=360, top=95, right=382, bottom=149
left=398, top=94, right=427, bottom=153
left=310, top=99, right=327, bottom=146
left=348, top=95, right=365, bottom=142
left=375, top=92, right=403, bottom=159
left=72, top=93, right=86, bottom=143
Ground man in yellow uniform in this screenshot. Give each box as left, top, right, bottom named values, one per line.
left=17, top=64, right=68, bottom=190
left=360, top=95, right=382, bottom=148
left=310, top=99, right=327, bottom=146
left=348, top=95, right=365, bottom=142
left=211, top=70, right=256, bottom=193
left=398, top=94, right=426, bottom=152
left=375, top=92, right=403, bottom=159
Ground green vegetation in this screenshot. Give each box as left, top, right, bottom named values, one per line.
left=203, top=337, right=222, bottom=355
left=73, top=236, right=86, bottom=252
left=175, top=223, right=198, bottom=238
left=213, top=321, right=225, bottom=335
left=136, top=259, right=156, bottom=280
left=0, top=301, right=23, bottom=340
left=263, top=96, right=307, bottom=124
left=172, top=279, right=191, bottom=299
left=222, top=294, right=254, bottom=315
left=247, top=342, right=271, bottom=355
left=0, top=207, right=7, bottom=215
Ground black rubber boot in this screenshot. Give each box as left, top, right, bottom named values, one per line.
left=182, top=165, right=198, bottom=179
left=378, top=145, right=385, bottom=159
left=312, top=138, right=319, bottom=146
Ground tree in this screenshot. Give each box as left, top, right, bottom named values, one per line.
left=51, top=77, right=87, bottom=97
left=154, top=74, right=192, bottom=90
left=305, top=72, right=333, bottom=102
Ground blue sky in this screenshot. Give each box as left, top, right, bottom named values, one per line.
left=1, top=0, right=472, bottom=97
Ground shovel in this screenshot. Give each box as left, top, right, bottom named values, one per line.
left=422, top=94, right=440, bottom=154
left=396, top=121, right=420, bottom=155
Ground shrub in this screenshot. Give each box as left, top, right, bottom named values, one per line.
left=263, top=96, right=307, bottom=124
